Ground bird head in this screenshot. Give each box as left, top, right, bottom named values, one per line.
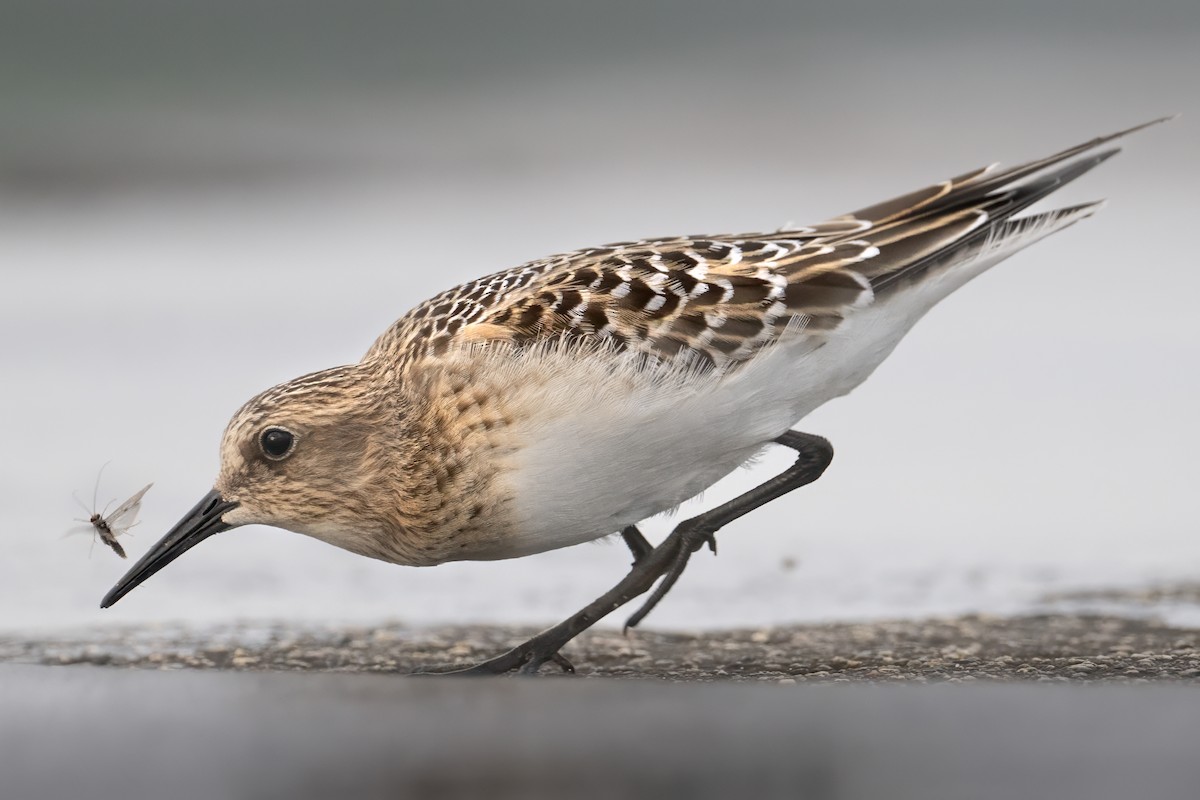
left=100, top=364, right=393, bottom=609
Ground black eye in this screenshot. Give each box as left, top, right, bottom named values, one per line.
left=260, top=427, right=296, bottom=460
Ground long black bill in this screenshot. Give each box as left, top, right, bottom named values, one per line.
left=100, top=489, right=239, bottom=608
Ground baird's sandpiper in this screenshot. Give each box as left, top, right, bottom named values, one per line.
left=101, top=119, right=1169, bottom=673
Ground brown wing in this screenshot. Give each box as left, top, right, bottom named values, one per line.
left=369, top=225, right=878, bottom=370
left=369, top=118, right=1169, bottom=370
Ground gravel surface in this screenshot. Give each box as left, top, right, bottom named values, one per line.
left=6, top=614, right=1200, bottom=682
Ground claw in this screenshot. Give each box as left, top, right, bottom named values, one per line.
left=519, top=651, right=576, bottom=675
left=421, top=639, right=577, bottom=677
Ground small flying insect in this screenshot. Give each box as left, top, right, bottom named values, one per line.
left=71, top=466, right=153, bottom=559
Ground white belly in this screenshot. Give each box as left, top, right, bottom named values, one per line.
left=485, top=286, right=936, bottom=560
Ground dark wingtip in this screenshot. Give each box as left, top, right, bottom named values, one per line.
left=1114, top=114, right=1178, bottom=135
left=1091, top=115, right=1178, bottom=146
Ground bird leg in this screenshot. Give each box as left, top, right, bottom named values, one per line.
left=620, top=525, right=654, bottom=565
left=622, top=431, right=833, bottom=630
left=431, top=430, right=833, bottom=676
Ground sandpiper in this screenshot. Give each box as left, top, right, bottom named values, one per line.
left=102, top=119, right=1168, bottom=673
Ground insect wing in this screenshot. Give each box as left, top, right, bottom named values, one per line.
left=105, top=483, right=153, bottom=533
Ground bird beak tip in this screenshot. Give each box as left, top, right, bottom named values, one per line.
left=99, top=489, right=237, bottom=609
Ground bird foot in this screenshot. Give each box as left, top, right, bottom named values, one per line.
left=623, top=522, right=717, bottom=631
left=415, top=639, right=576, bottom=676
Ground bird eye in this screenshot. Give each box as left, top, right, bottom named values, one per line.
left=260, top=427, right=296, bottom=460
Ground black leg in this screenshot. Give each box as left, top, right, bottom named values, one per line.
left=623, top=430, right=833, bottom=629
left=429, top=430, right=833, bottom=675
left=621, top=525, right=653, bottom=565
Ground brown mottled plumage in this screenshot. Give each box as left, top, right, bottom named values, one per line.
left=369, top=221, right=877, bottom=371
left=101, top=118, right=1170, bottom=672
left=369, top=119, right=1165, bottom=374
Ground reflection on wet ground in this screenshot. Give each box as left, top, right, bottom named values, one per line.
left=5, top=662, right=1200, bottom=800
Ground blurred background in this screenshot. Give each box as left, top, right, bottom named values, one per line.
left=1, top=0, right=1197, bottom=636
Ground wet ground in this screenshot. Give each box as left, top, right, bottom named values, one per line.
left=7, top=655, right=1200, bottom=800
left=7, top=613, right=1200, bottom=682
left=8, top=613, right=1200, bottom=799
